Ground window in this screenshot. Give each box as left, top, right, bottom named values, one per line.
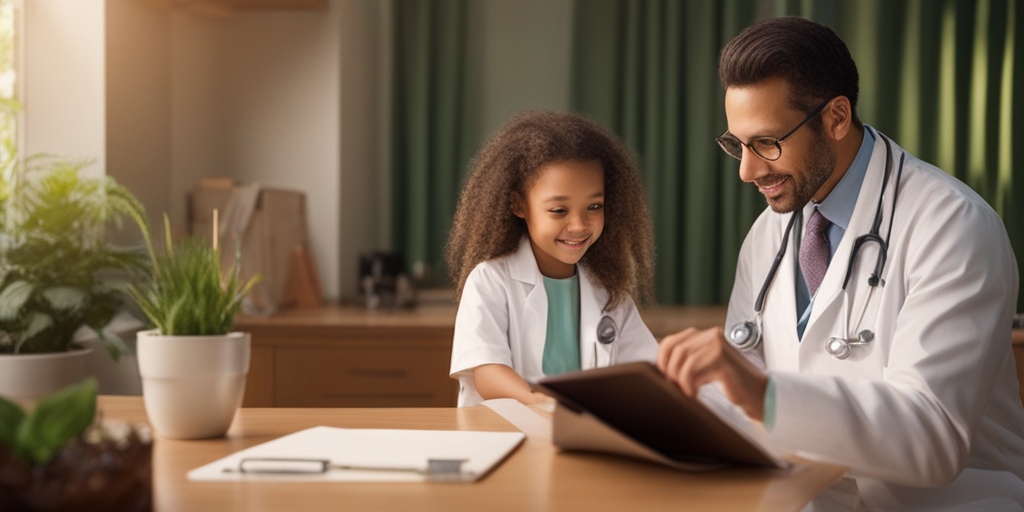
left=0, top=0, right=18, bottom=173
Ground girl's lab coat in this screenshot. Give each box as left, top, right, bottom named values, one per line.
left=726, top=127, right=1024, bottom=510
left=450, top=237, right=657, bottom=407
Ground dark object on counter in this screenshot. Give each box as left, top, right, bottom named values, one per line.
left=359, top=252, right=417, bottom=309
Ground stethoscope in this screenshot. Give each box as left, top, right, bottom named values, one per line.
left=592, top=315, right=617, bottom=366
left=728, top=134, right=905, bottom=360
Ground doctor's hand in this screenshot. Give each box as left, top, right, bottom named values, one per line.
left=657, top=327, right=769, bottom=422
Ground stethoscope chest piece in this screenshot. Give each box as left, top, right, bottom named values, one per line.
left=728, top=320, right=761, bottom=350
left=597, top=315, right=617, bottom=344
left=825, top=330, right=874, bottom=360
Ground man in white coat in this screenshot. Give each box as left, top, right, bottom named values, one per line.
left=658, top=16, right=1024, bottom=511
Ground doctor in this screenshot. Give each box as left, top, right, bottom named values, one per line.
left=658, top=16, right=1024, bottom=510
left=448, top=111, right=658, bottom=408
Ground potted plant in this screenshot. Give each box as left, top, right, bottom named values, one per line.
left=0, top=378, right=153, bottom=510
left=132, top=215, right=258, bottom=439
left=0, top=154, right=148, bottom=405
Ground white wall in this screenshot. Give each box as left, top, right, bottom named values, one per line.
left=24, top=0, right=106, bottom=177
left=183, top=4, right=344, bottom=301
left=106, top=0, right=172, bottom=235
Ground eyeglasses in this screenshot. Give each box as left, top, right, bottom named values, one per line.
left=715, top=99, right=831, bottom=161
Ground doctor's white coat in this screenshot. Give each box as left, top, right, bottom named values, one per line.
left=727, top=127, right=1024, bottom=510
left=450, top=238, right=657, bottom=407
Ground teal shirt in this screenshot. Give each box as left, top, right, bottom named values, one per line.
left=541, top=273, right=582, bottom=375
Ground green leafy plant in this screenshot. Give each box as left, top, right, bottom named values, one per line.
left=131, top=215, right=259, bottom=336
left=0, top=154, right=149, bottom=358
left=0, top=378, right=96, bottom=466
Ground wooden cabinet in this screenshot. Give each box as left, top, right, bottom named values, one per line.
left=236, top=305, right=459, bottom=407
left=235, top=303, right=731, bottom=408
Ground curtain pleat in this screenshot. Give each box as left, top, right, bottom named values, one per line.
left=391, top=0, right=476, bottom=280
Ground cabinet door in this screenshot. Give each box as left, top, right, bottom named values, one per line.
left=274, top=344, right=458, bottom=407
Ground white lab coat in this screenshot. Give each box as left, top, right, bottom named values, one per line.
left=726, top=126, right=1024, bottom=510
left=450, top=237, right=657, bottom=407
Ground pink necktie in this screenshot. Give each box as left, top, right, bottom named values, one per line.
left=800, top=209, right=831, bottom=296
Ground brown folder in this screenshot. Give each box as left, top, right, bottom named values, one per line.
left=537, top=362, right=786, bottom=470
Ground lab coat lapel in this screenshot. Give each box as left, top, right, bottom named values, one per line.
left=801, top=127, right=891, bottom=347
left=577, top=266, right=606, bottom=369
left=761, top=211, right=802, bottom=370
left=509, top=238, right=547, bottom=349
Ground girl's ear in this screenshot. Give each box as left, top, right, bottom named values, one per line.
left=511, top=193, right=526, bottom=219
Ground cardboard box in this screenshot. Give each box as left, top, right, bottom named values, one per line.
left=189, top=180, right=323, bottom=313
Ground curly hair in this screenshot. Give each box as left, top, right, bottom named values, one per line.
left=446, top=110, right=655, bottom=312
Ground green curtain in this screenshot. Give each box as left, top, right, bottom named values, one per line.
left=391, top=0, right=479, bottom=283
left=572, top=0, right=1024, bottom=309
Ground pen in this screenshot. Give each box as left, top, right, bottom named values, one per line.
left=223, top=457, right=471, bottom=481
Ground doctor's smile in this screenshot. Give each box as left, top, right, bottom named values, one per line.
left=754, top=175, right=789, bottom=196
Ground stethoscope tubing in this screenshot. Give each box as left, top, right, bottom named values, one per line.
left=730, top=131, right=905, bottom=358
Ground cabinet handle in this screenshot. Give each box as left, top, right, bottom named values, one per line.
left=349, top=369, right=408, bottom=379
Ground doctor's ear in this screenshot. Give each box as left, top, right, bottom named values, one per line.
left=824, top=96, right=853, bottom=141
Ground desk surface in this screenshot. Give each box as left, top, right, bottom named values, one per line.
left=100, top=396, right=843, bottom=512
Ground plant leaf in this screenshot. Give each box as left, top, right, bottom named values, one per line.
left=0, top=395, right=25, bottom=449
left=13, top=312, right=53, bottom=353
left=41, top=285, right=86, bottom=312
left=0, top=280, right=32, bottom=321
left=14, top=378, right=97, bottom=465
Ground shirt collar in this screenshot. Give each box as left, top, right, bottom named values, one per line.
left=815, top=127, right=875, bottom=230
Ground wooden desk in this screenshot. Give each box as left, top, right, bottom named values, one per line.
left=99, top=396, right=843, bottom=512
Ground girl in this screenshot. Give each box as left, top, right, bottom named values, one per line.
left=447, top=110, right=657, bottom=407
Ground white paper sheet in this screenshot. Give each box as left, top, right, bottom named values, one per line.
left=482, top=398, right=552, bottom=441
left=188, top=426, right=525, bottom=483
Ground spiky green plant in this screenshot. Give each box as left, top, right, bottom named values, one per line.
left=131, top=215, right=258, bottom=336
left=0, top=155, right=149, bottom=359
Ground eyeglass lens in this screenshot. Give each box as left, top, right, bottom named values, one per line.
left=715, top=99, right=830, bottom=162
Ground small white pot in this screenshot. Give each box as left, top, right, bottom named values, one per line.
left=0, top=349, right=92, bottom=408
left=136, top=330, right=250, bottom=439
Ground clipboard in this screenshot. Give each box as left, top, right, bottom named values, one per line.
left=188, top=426, right=525, bottom=483
left=537, top=361, right=786, bottom=470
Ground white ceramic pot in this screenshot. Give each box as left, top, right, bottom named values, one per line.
left=0, top=349, right=92, bottom=408
left=136, top=330, right=250, bottom=439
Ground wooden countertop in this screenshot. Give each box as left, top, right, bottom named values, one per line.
left=236, top=302, right=729, bottom=340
